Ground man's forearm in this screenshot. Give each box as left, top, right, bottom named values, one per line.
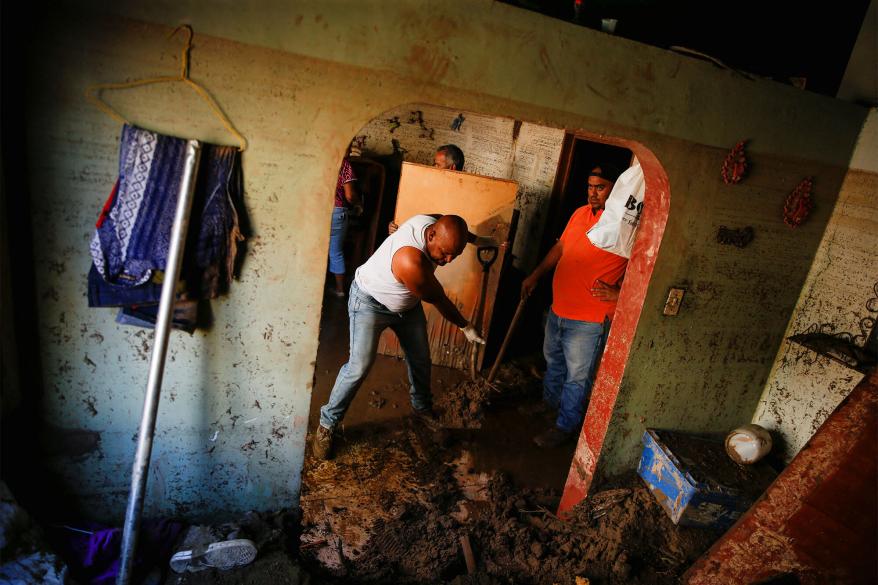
left=429, top=294, right=467, bottom=328
left=343, top=183, right=361, bottom=206
left=530, top=242, right=562, bottom=280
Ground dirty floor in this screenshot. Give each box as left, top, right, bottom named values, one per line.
left=308, top=293, right=578, bottom=490
left=32, top=293, right=724, bottom=585
left=298, top=417, right=721, bottom=584
left=295, top=294, right=722, bottom=584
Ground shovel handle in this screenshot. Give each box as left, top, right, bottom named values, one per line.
left=486, top=297, right=527, bottom=384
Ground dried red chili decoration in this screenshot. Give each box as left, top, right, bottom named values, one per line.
left=721, top=140, right=748, bottom=184
left=784, top=177, right=814, bottom=228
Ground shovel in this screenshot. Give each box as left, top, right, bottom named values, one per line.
left=469, top=246, right=498, bottom=380
left=486, top=296, right=527, bottom=384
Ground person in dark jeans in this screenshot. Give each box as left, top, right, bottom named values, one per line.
left=328, top=156, right=362, bottom=298
left=521, top=164, right=626, bottom=448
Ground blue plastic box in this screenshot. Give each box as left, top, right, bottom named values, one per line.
left=637, top=429, right=774, bottom=530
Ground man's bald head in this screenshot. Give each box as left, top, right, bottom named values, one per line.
left=426, top=215, right=468, bottom=266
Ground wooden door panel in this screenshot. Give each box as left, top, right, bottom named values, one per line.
left=377, top=163, right=518, bottom=369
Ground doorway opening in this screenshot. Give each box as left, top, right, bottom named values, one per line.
left=300, top=104, right=672, bottom=580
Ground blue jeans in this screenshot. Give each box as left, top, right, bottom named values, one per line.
left=543, top=309, right=610, bottom=433
left=319, top=282, right=432, bottom=429
left=328, top=207, right=348, bottom=275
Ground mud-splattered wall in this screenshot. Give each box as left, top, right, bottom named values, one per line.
left=752, top=111, right=878, bottom=459
left=354, top=105, right=564, bottom=271
left=594, top=136, right=865, bottom=480
left=19, top=1, right=869, bottom=520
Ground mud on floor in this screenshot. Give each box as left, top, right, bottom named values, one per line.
left=299, top=396, right=721, bottom=584
left=435, top=361, right=542, bottom=429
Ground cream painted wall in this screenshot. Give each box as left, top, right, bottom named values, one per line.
left=23, top=2, right=870, bottom=519
left=753, top=110, right=878, bottom=459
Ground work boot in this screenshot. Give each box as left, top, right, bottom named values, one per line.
left=311, top=425, right=335, bottom=460
left=533, top=426, right=574, bottom=448
left=412, top=407, right=443, bottom=431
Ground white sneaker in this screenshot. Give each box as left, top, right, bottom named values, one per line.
left=169, top=538, right=257, bottom=573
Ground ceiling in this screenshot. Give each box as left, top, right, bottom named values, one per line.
left=502, top=0, right=874, bottom=101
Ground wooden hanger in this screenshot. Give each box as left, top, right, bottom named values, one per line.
left=85, top=25, right=247, bottom=151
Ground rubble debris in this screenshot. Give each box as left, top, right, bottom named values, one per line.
left=459, top=534, right=476, bottom=574
left=436, top=361, right=541, bottom=429
left=162, top=509, right=303, bottom=585
left=0, top=482, right=68, bottom=584
left=300, top=420, right=720, bottom=584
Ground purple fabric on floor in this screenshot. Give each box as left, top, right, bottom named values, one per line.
left=51, top=518, right=184, bottom=584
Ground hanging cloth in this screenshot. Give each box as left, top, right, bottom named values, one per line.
left=88, top=124, right=244, bottom=309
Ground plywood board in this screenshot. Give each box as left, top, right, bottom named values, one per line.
left=378, top=162, right=518, bottom=369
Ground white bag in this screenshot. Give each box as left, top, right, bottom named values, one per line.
left=586, top=160, right=644, bottom=258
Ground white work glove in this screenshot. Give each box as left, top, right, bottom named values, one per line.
left=460, top=323, right=486, bottom=345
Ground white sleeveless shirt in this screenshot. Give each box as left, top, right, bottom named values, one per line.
left=355, top=214, right=437, bottom=312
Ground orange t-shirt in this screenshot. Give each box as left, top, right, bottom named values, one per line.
left=551, top=206, right=628, bottom=323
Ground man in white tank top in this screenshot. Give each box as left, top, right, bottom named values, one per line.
left=313, top=214, right=487, bottom=459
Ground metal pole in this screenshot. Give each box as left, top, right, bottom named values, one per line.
left=117, top=140, right=201, bottom=585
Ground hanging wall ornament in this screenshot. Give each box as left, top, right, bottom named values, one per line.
left=783, top=177, right=814, bottom=227
left=721, top=140, right=749, bottom=184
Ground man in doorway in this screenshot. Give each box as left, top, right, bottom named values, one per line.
left=313, top=214, right=487, bottom=459
left=521, top=163, right=627, bottom=448
left=434, top=144, right=465, bottom=171
left=388, top=145, right=466, bottom=235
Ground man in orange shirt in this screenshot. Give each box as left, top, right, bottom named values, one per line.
left=521, top=164, right=626, bottom=448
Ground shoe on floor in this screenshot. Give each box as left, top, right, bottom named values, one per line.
left=533, top=426, right=574, bottom=448
left=169, top=538, right=257, bottom=573
left=412, top=407, right=443, bottom=431
left=312, top=425, right=335, bottom=460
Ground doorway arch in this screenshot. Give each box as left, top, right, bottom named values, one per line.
left=557, top=137, right=670, bottom=515
left=311, top=105, right=670, bottom=514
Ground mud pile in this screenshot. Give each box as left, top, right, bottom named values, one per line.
left=436, top=361, right=541, bottom=428
left=461, top=473, right=720, bottom=584
left=300, top=422, right=720, bottom=584
left=300, top=358, right=719, bottom=584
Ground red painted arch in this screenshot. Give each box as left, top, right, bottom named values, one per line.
left=558, top=139, right=670, bottom=516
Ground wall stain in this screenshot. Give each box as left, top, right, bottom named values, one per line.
left=42, top=286, right=59, bottom=301
left=43, top=425, right=102, bottom=458
left=83, top=396, right=98, bottom=417
left=586, top=83, right=610, bottom=101
left=405, top=44, right=451, bottom=82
